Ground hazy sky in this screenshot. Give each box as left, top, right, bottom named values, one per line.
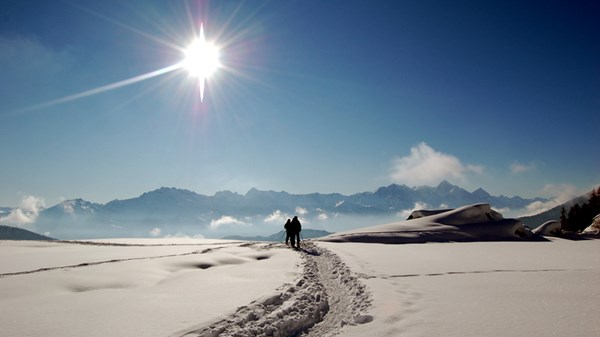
left=1, top=0, right=598, bottom=207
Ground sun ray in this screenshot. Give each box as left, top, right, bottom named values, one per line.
left=10, top=63, right=182, bottom=115
left=6, top=13, right=224, bottom=117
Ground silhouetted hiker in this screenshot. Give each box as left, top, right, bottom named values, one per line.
left=284, top=219, right=292, bottom=245
left=290, top=216, right=302, bottom=248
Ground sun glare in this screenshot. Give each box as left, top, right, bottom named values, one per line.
left=15, top=20, right=224, bottom=114
left=182, top=23, right=220, bottom=101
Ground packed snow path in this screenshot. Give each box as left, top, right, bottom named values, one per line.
left=176, top=242, right=372, bottom=337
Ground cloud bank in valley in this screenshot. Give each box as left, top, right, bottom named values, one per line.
left=210, top=215, right=248, bottom=229
left=520, top=184, right=579, bottom=217
left=0, top=195, right=45, bottom=227
left=264, top=210, right=287, bottom=224
left=149, top=228, right=162, bottom=237
left=390, top=142, right=483, bottom=186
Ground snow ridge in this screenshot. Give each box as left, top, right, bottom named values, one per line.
left=176, top=242, right=371, bottom=337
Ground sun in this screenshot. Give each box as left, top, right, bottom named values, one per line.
left=182, top=23, right=220, bottom=101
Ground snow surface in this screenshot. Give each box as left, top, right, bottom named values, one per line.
left=321, top=203, right=530, bottom=243
left=532, top=220, right=562, bottom=236
left=583, top=214, right=600, bottom=234
left=0, top=240, right=301, bottom=337
left=319, top=239, right=600, bottom=337
left=2, top=205, right=599, bottom=337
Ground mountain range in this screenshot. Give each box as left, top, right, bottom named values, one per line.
left=223, top=229, right=333, bottom=242
left=1, top=181, right=545, bottom=239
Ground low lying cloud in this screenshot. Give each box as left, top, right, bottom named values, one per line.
left=519, top=184, right=578, bottom=217
left=390, top=142, right=483, bottom=186
left=149, top=228, right=162, bottom=237
left=163, top=233, right=205, bottom=239
left=295, top=207, right=308, bottom=215
left=0, top=195, right=45, bottom=227
left=510, top=162, right=536, bottom=174
left=210, top=215, right=248, bottom=229
left=398, top=201, right=430, bottom=219
left=264, top=210, right=289, bottom=224
left=492, top=206, right=511, bottom=213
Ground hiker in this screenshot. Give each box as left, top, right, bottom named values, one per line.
left=284, top=219, right=292, bottom=245
left=290, top=216, right=302, bottom=248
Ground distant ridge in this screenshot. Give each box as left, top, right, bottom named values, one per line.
left=518, top=193, right=591, bottom=228
left=0, top=225, right=55, bottom=241
left=2, top=181, right=547, bottom=239
left=223, top=229, right=333, bottom=242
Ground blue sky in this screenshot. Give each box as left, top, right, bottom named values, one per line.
left=0, top=0, right=598, bottom=208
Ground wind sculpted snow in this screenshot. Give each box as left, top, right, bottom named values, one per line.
left=320, top=203, right=532, bottom=244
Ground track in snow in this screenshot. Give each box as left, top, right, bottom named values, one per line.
left=175, top=242, right=372, bottom=337
left=0, top=248, right=219, bottom=278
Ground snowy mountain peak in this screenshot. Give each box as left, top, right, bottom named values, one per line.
left=214, top=190, right=241, bottom=198
left=246, top=187, right=260, bottom=196
left=473, top=187, right=491, bottom=198
left=144, top=187, right=195, bottom=196
left=436, top=180, right=457, bottom=193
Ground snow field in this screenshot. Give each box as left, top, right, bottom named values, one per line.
left=0, top=240, right=300, bottom=337
left=178, top=242, right=372, bottom=337
left=320, top=239, right=600, bottom=337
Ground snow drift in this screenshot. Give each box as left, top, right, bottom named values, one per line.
left=532, top=220, right=561, bottom=236
left=320, top=204, right=531, bottom=244
left=583, top=214, right=600, bottom=234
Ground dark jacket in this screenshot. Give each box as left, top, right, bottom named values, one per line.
left=284, top=219, right=291, bottom=232
left=290, top=217, right=301, bottom=233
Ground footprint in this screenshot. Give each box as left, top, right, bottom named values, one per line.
left=194, top=263, right=214, bottom=269
left=354, top=314, right=374, bottom=324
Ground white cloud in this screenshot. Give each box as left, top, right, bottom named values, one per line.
left=510, top=162, right=536, bottom=174
left=164, top=232, right=191, bottom=239
left=318, top=213, right=329, bottom=221
left=210, top=215, right=248, bottom=229
left=398, top=201, right=430, bottom=219
left=62, top=202, right=75, bottom=215
left=390, top=142, right=483, bottom=186
left=0, top=195, right=45, bottom=227
left=149, top=228, right=162, bottom=237
left=160, top=232, right=205, bottom=239
left=519, top=184, right=578, bottom=217
left=295, top=207, right=308, bottom=215
left=492, top=207, right=511, bottom=215
left=264, top=210, right=289, bottom=223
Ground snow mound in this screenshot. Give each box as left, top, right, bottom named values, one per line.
left=532, top=221, right=562, bottom=236
left=407, top=209, right=451, bottom=220
left=582, top=214, right=600, bottom=234
left=321, top=204, right=531, bottom=244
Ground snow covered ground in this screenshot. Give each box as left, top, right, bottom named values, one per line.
left=320, top=239, right=600, bottom=337
left=2, top=205, right=599, bottom=336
